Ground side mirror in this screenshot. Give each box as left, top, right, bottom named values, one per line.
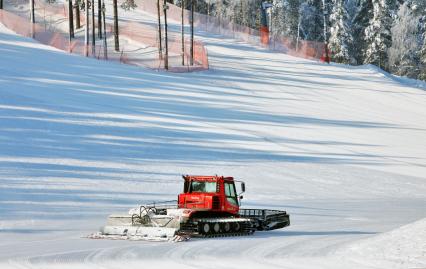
left=241, top=182, right=246, bottom=193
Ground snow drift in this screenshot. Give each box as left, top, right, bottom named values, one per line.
left=338, top=218, right=426, bottom=268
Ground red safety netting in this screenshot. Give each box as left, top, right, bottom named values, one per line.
left=136, top=0, right=328, bottom=62
left=0, top=9, right=76, bottom=52
left=0, top=8, right=112, bottom=62
left=0, top=0, right=209, bottom=72
left=120, top=21, right=208, bottom=71
left=1, top=0, right=326, bottom=73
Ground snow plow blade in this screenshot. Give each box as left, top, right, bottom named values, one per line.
left=89, top=210, right=182, bottom=241
left=101, top=225, right=177, bottom=239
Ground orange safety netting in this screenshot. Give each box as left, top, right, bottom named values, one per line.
left=136, top=0, right=328, bottom=62
left=0, top=8, right=110, bottom=61
left=0, top=0, right=209, bottom=72
left=132, top=0, right=208, bottom=70
left=0, top=9, right=75, bottom=52
left=1, top=0, right=326, bottom=73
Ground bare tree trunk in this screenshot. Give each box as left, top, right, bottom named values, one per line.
left=322, top=0, right=329, bottom=63
left=113, top=0, right=119, bottom=52
left=91, top=0, right=95, bottom=55
left=98, top=0, right=102, bottom=39
left=207, top=0, right=210, bottom=29
left=157, top=0, right=163, bottom=60
left=102, top=0, right=107, bottom=59
left=181, top=0, right=184, bottom=66
left=69, top=0, right=75, bottom=40
left=30, top=0, right=35, bottom=38
left=163, top=0, right=168, bottom=70
left=190, top=0, right=194, bottom=66
left=85, top=0, right=89, bottom=56
left=75, top=1, right=81, bottom=29
left=296, top=16, right=300, bottom=52
left=30, top=0, right=35, bottom=23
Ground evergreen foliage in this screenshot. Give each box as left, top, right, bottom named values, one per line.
left=329, top=0, right=354, bottom=64
left=120, top=0, right=137, bottom=11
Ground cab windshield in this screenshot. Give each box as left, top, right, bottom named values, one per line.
left=224, top=182, right=238, bottom=206
left=190, top=181, right=217, bottom=193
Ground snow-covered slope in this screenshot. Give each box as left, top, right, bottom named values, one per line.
left=337, top=218, right=426, bottom=268
left=1, top=9, right=426, bottom=269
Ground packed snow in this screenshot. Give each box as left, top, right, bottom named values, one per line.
left=337, top=217, right=426, bottom=268
left=1, top=3, right=426, bottom=268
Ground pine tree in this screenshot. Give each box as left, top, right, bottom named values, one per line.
left=120, top=0, right=137, bottom=10
left=352, top=0, right=374, bottom=64
left=194, top=0, right=208, bottom=14
left=271, top=0, right=286, bottom=38
left=345, top=0, right=359, bottom=18
left=418, top=15, right=426, bottom=80
left=388, top=2, right=421, bottom=77
left=233, top=1, right=243, bottom=25
left=420, top=48, right=426, bottom=80
left=363, top=0, right=396, bottom=70
left=254, top=1, right=262, bottom=30
left=282, top=0, right=300, bottom=42
left=213, top=0, right=231, bottom=19
left=299, top=1, right=324, bottom=41
left=328, top=0, right=354, bottom=63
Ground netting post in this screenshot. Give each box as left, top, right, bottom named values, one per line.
left=157, top=0, right=163, bottom=60
left=30, top=0, right=35, bottom=38
left=98, top=0, right=102, bottom=39
left=75, top=1, right=80, bottom=29
left=30, top=0, right=35, bottom=24
left=91, top=0, right=95, bottom=55
left=113, top=0, right=119, bottom=51
left=68, top=0, right=74, bottom=39
left=102, top=0, right=107, bottom=59
left=85, top=0, right=89, bottom=56
left=181, top=0, right=185, bottom=66
left=190, top=0, right=194, bottom=66
left=163, top=0, right=168, bottom=70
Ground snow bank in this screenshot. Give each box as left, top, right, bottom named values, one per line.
left=338, top=218, right=426, bottom=268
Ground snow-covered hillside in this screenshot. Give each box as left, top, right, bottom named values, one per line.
left=337, top=217, right=426, bottom=268
left=1, top=6, right=426, bottom=269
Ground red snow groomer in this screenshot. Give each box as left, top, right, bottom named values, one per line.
left=93, top=175, right=290, bottom=241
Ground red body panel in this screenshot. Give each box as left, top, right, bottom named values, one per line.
left=178, top=175, right=240, bottom=216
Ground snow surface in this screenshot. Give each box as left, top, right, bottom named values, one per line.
left=337, top=217, right=426, bottom=268
left=1, top=4, right=426, bottom=269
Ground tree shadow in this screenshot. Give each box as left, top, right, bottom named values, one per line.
left=0, top=28, right=423, bottom=229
